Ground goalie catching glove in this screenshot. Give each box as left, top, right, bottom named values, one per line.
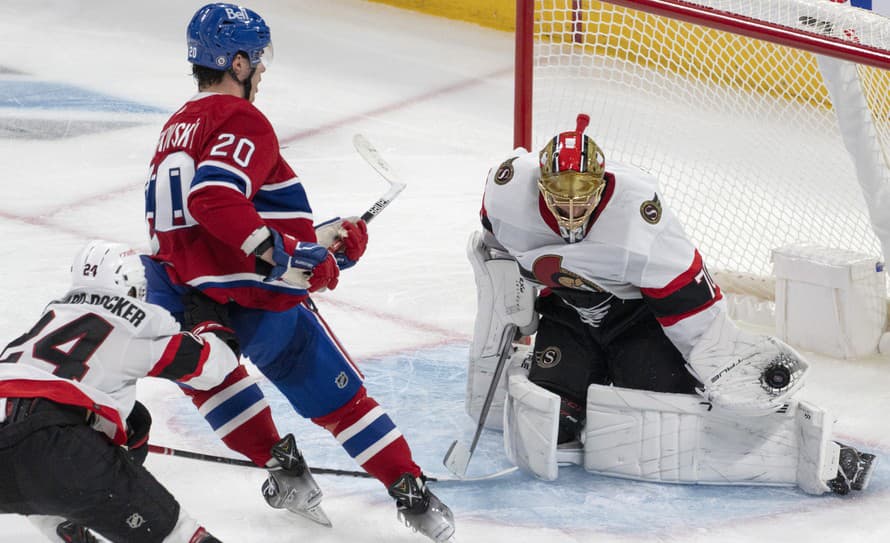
left=686, top=314, right=808, bottom=416
left=264, top=228, right=339, bottom=291
left=314, top=217, right=369, bottom=270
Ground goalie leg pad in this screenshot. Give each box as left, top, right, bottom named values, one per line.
left=582, top=384, right=837, bottom=493
left=503, top=366, right=561, bottom=481
left=466, top=231, right=537, bottom=430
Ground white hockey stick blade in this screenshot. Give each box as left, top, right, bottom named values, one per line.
left=442, top=439, right=471, bottom=477
left=353, top=133, right=406, bottom=187
left=352, top=134, right=407, bottom=223
left=430, top=465, right=519, bottom=483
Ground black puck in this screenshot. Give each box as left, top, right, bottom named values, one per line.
left=763, top=364, right=791, bottom=390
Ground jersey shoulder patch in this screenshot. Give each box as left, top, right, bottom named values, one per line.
left=494, top=157, right=519, bottom=185
left=640, top=193, right=662, bottom=224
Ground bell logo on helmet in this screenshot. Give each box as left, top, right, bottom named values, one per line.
left=224, top=7, right=249, bottom=21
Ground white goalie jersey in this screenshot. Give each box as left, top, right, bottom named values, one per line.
left=481, top=150, right=724, bottom=359
left=0, top=288, right=239, bottom=444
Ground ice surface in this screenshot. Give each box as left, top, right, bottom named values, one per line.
left=1, top=1, right=889, bottom=541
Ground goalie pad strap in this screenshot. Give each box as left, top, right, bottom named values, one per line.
left=582, top=384, right=835, bottom=494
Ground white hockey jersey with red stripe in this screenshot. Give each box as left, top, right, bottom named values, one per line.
left=0, top=288, right=239, bottom=444
left=480, top=150, right=725, bottom=358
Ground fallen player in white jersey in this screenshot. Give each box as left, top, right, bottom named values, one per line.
left=0, top=240, right=240, bottom=542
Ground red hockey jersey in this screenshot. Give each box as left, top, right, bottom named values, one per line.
left=146, top=93, right=316, bottom=311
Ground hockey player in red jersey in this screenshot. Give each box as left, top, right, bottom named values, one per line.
left=0, top=241, right=230, bottom=543
left=142, top=4, right=454, bottom=541
left=471, top=113, right=875, bottom=496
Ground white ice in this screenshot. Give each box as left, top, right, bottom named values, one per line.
left=1, top=1, right=889, bottom=542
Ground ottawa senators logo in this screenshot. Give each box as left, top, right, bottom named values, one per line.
left=640, top=193, right=662, bottom=224
left=535, top=346, right=562, bottom=368
left=494, top=157, right=518, bottom=185
left=532, top=254, right=603, bottom=291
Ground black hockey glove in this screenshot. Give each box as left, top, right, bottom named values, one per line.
left=182, top=291, right=240, bottom=357
left=126, top=400, right=152, bottom=465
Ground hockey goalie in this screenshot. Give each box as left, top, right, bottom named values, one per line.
left=465, top=113, right=876, bottom=496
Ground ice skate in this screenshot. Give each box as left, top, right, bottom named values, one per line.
left=262, top=434, right=331, bottom=527
left=388, top=473, right=456, bottom=543
left=827, top=442, right=877, bottom=495
left=56, top=521, right=96, bottom=543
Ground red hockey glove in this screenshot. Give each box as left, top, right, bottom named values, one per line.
left=335, top=219, right=368, bottom=270
left=308, top=252, right=339, bottom=292
left=315, top=217, right=369, bottom=270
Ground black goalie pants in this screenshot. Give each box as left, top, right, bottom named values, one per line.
left=528, top=293, right=700, bottom=404
left=0, top=399, right=180, bottom=543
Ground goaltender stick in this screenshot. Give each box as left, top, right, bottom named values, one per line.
left=466, top=113, right=875, bottom=495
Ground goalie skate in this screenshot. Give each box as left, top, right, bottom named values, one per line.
left=262, top=434, right=331, bottom=527
left=827, top=443, right=877, bottom=495
left=389, top=474, right=456, bottom=543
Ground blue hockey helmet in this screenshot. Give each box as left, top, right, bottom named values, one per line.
left=187, top=3, right=272, bottom=70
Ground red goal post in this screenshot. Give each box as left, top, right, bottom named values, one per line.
left=514, top=0, right=890, bottom=317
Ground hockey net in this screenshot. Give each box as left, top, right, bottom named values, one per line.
left=515, top=0, right=890, bottom=328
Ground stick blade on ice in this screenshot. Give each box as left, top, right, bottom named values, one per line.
left=443, top=439, right=470, bottom=478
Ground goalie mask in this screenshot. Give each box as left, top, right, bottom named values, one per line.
left=538, top=114, right=606, bottom=235
left=70, top=240, right=146, bottom=300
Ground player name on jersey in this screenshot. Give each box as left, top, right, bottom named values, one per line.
left=62, top=291, right=147, bottom=327
left=156, top=119, right=201, bottom=153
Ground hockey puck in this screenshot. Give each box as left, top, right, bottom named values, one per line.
left=762, top=363, right=791, bottom=391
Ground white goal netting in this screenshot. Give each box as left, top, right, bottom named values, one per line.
left=521, top=0, right=890, bottom=302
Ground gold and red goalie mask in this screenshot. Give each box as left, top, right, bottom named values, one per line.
left=538, top=114, right=606, bottom=232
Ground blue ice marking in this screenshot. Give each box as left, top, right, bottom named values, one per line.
left=0, top=80, right=165, bottom=113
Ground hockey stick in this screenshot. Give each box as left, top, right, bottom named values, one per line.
left=147, top=443, right=519, bottom=483
left=323, top=134, right=407, bottom=257
left=429, top=466, right=519, bottom=483
left=352, top=133, right=407, bottom=223
left=147, top=444, right=378, bottom=479
left=442, top=323, right=518, bottom=478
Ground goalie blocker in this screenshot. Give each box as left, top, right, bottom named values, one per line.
left=466, top=231, right=537, bottom=431
left=504, top=369, right=876, bottom=495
